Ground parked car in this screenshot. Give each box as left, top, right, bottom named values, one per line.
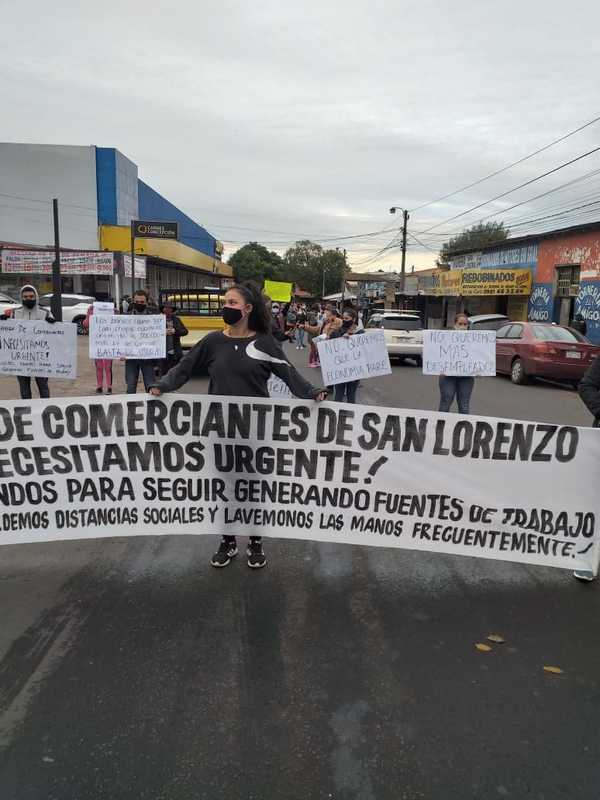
left=495, top=321, right=599, bottom=385
left=38, top=294, right=96, bottom=335
left=0, top=292, right=20, bottom=316
left=366, top=312, right=423, bottom=364
left=468, top=313, right=510, bottom=330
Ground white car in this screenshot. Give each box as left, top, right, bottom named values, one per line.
left=366, top=311, right=423, bottom=364
left=38, top=294, right=96, bottom=334
left=0, top=292, right=20, bottom=316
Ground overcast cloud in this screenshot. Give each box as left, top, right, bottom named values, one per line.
left=1, top=0, right=600, bottom=270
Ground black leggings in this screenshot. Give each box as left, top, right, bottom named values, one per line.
left=334, top=381, right=358, bottom=403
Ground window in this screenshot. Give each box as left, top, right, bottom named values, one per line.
left=382, top=317, right=422, bottom=331
left=496, top=324, right=511, bottom=339
left=532, top=325, right=584, bottom=343
left=506, top=324, right=523, bottom=339
left=556, top=265, right=580, bottom=297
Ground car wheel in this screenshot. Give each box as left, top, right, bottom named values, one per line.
left=510, top=358, right=528, bottom=385
left=75, top=317, right=86, bottom=335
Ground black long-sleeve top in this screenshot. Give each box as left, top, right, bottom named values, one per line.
left=579, top=356, right=600, bottom=422
left=154, top=330, right=323, bottom=399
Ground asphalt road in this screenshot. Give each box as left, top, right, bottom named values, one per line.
left=0, top=344, right=598, bottom=800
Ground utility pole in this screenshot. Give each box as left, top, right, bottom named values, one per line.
left=389, top=207, right=409, bottom=309
left=51, top=199, right=63, bottom=321
left=130, top=221, right=136, bottom=297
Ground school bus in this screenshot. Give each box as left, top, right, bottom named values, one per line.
left=160, top=289, right=226, bottom=349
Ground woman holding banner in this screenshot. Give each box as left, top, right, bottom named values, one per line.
left=438, top=313, right=475, bottom=414
left=149, top=281, right=327, bottom=570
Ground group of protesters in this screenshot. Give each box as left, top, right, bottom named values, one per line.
left=2, top=280, right=600, bottom=576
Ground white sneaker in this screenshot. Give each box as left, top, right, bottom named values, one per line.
left=573, top=570, right=595, bottom=582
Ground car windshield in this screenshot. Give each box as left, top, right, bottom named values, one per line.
left=532, top=325, right=585, bottom=343
left=382, top=317, right=422, bottom=331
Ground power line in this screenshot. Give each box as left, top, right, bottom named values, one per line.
left=416, top=145, right=600, bottom=237
left=409, top=112, right=600, bottom=215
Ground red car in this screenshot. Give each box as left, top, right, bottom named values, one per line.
left=495, top=322, right=599, bottom=386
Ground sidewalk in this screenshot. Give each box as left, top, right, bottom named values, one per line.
left=0, top=338, right=141, bottom=401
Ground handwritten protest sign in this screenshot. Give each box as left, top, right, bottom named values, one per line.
left=268, top=375, right=295, bottom=399
left=89, top=314, right=166, bottom=359
left=317, top=330, right=391, bottom=386
left=0, top=395, right=598, bottom=575
left=93, top=302, right=114, bottom=315
left=423, top=330, right=496, bottom=376
left=0, top=320, right=77, bottom=378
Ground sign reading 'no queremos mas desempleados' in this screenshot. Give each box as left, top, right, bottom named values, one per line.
left=0, top=320, right=78, bottom=379
left=317, top=330, right=391, bottom=386
left=89, top=315, right=166, bottom=360
left=423, top=330, right=496, bottom=377
left=0, top=395, right=598, bottom=575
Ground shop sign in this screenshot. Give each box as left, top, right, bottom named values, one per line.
left=122, top=254, right=147, bottom=279
left=1, top=249, right=114, bottom=276
left=528, top=283, right=554, bottom=322
left=461, top=268, right=532, bottom=297
left=429, top=270, right=462, bottom=296
left=132, top=220, right=179, bottom=240
left=575, top=281, right=600, bottom=344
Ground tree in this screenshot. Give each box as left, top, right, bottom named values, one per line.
left=439, top=222, right=510, bottom=264
left=283, top=240, right=349, bottom=297
left=228, top=242, right=283, bottom=284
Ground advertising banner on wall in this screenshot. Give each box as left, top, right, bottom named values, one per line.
left=1, top=250, right=114, bottom=276
left=575, top=281, right=600, bottom=344
left=528, top=283, right=554, bottom=322
left=0, top=395, right=597, bottom=577
left=461, top=268, right=532, bottom=296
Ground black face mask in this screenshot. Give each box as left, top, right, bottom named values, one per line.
left=342, top=319, right=353, bottom=329
left=134, top=302, right=147, bottom=312
left=222, top=307, right=243, bottom=325
left=22, top=299, right=36, bottom=309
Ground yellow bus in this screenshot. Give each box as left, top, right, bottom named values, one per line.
left=160, top=289, right=226, bottom=349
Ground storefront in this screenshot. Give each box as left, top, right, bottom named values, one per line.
left=535, top=225, right=600, bottom=343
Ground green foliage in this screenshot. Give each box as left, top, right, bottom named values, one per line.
left=439, top=222, right=510, bottom=263
left=283, top=240, right=349, bottom=297
left=228, top=242, right=283, bottom=284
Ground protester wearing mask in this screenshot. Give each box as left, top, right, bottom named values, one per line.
left=159, top=301, right=188, bottom=376
left=328, top=308, right=360, bottom=403
left=0, top=285, right=55, bottom=399
left=438, top=313, right=475, bottom=414
left=125, top=289, right=158, bottom=393
left=83, top=302, right=115, bottom=394
left=149, top=281, right=327, bottom=569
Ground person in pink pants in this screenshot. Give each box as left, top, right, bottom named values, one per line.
left=83, top=303, right=114, bottom=394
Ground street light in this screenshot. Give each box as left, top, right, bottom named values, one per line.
left=389, top=206, right=409, bottom=299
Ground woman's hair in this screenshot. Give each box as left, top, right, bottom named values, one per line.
left=229, top=281, right=271, bottom=334
left=343, top=307, right=358, bottom=322
left=454, top=312, right=469, bottom=325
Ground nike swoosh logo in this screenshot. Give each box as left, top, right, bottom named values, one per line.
left=246, top=339, right=289, bottom=365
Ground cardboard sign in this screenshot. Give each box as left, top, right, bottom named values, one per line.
left=89, top=315, right=166, bottom=360
left=423, top=330, right=496, bottom=377
left=317, top=330, right=391, bottom=386
left=0, top=319, right=77, bottom=378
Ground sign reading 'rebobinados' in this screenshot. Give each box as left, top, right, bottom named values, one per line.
left=0, top=395, right=598, bottom=576
left=131, top=220, right=179, bottom=240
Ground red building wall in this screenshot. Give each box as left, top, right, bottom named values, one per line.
left=536, top=231, right=600, bottom=283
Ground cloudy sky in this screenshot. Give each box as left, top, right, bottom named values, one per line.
left=2, top=0, right=600, bottom=271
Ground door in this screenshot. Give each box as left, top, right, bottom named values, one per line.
left=495, top=324, right=512, bottom=372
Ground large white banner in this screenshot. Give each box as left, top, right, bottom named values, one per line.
left=0, top=395, right=598, bottom=575
left=317, top=330, right=391, bottom=386
left=423, top=330, right=496, bottom=376
left=89, top=314, right=166, bottom=359
left=0, top=319, right=77, bottom=378
left=1, top=249, right=114, bottom=276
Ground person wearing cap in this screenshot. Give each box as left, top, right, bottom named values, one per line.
left=159, top=300, right=188, bottom=376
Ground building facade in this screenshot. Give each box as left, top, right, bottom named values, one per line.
left=0, top=143, right=231, bottom=301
